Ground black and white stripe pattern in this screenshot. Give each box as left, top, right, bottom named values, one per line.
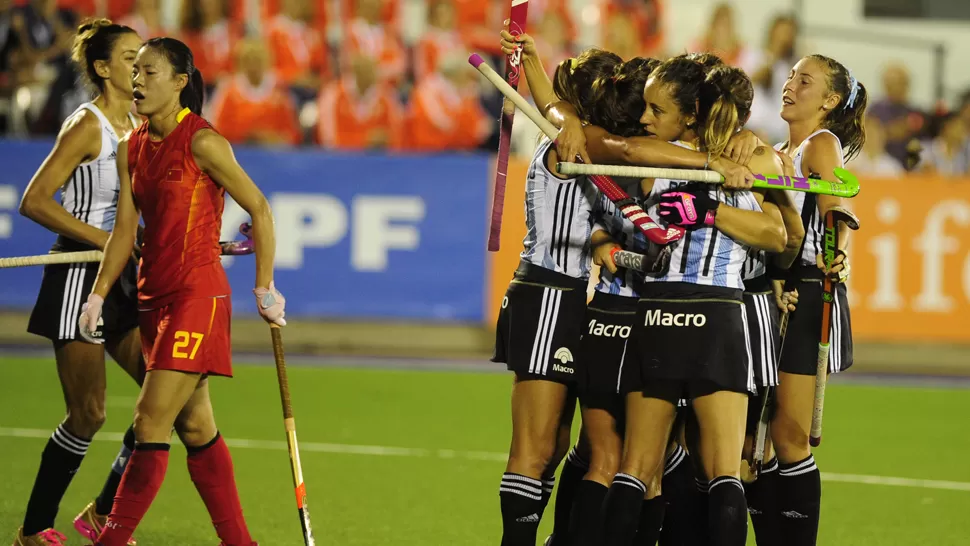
left=739, top=302, right=757, bottom=394
left=613, top=473, right=646, bottom=493
left=542, top=477, right=556, bottom=499
left=777, top=129, right=845, bottom=268
left=779, top=455, right=818, bottom=478
left=51, top=424, right=91, bottom=456
left=695, top=476, right=711, bottom=494
left=709, top=475, right=745, bottom=494
left=565, top=446, right=589, bottom=470
left=57, top=264, right=87, bottom=340
left=521, top=138, right=599, bottom=280
left=500, top=473, right=544, bottom=501
left=528, top=287, right=563, bottom=375
left=761, top=458, right=779, bottom=475
left=750, top=293, right=780, bottom=387
left=829, top=292, right=843, bottom=373
left=664, top=445, right=687, bottom=476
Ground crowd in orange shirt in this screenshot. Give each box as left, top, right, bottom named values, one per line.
left=2, top=0, right=667, bottom=152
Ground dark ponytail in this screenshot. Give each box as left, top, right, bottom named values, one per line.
left=588, top=57, right=660, bottom=137
left=809, top=54, right=868, bottom=161
left=144, top=37, right=205, bottom=114
left=71, top=18, right=137, bottom=92
left=552, top=48, right=622, bottom=122
left=697, top=65, right=752, bottom=156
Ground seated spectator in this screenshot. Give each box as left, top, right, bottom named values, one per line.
left=261, top=0, right=328, bottom=35
left=533, top=6, right=572, bottom=81
left=341, top=0, right=399, bottom=33
left=179, top=0, right=240, bottom=88
left=603, top=0, right=665, bottom=58
left=918, top=111, right=970, bottom=176
left=8, top=0, right=78, bottom=134
left=602, top=9, right=642, bottom=61
left=265, top=0, right=328, bottom=98
left=119, top=0, right=163, bottom=39
left=316, top=51, right=403, bottom=150
left=454, top=0, right=504, bottom=56
left=869, top=62, right=927, bottom=166
left=343, top=0, right=406, bottom=85
left=850, top=117, right=903, bottom=177
left=530, top=0, right=577, bottom=48
left=741, top=13, right=799, bottom=144
left=404, top=52, right=490, bottom=152
left=206, top=37, right=302, bottom=146
left=413, top=0, right=462, bottom=82
left=691, top=3, right=749, bottom=66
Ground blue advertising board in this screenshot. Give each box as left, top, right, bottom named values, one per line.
left=0, top=141, right=489, bottom=321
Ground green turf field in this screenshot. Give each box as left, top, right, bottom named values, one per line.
left=2, top=356, right=969, bottom=545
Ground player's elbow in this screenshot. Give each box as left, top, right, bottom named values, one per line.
left=785, top=222, right=806, bottom=255
left=764, top=223, right=787, bottom=254
left=19, top=189, right=47, bottom=221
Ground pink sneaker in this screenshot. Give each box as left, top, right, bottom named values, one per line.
left=13, top=526, right=67, bottom=545
left=73, top=502, right=136, bottom=546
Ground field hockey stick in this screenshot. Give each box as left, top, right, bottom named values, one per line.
left=751, top=309, right=790, bottom=476
left=468, top=53, right=685, bottom=245
left=810, top=206, right=860, bottom=447
left=487, top=0, right=530, bottom=252
left=0, top=223, right=255, bottom=269
left=556, top=163, right=861, bottom=198
left=270, top=324, right=316, bottom=545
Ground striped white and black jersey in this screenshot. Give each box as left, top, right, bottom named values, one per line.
left=59, top=102, right=138, bottom=234
left=592, top=191, right=649, bottom=297
left=639, top=142, right=762, bottom=290
left=775, top=129, right=844, bottom=267
left=741, top=249, right=766, bottom=282
left=520, top=137, right=602, bottom=280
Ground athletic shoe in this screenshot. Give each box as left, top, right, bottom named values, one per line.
left=73, top=502, right=136, bottom=545
left=12, top=527, right=67, bottom=546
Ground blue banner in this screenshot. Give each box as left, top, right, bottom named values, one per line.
left=0, top=141, right=489, bottom=321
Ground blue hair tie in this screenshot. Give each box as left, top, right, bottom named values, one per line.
left=844, top=69, right=859, bottom=110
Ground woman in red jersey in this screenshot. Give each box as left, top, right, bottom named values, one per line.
left=78, top=37, right=284, bottom=546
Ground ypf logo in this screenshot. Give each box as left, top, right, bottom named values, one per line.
left=552, top=348, right=574, bottom=374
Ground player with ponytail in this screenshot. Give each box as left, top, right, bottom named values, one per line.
left=82, top=37, right=278, bottom=546
left=753, top=54, right=867, bottom=546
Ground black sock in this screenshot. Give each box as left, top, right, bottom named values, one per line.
left=634, top=495, right=665, bottom=546
left=685, top=476, right=711, bottom=546
left=22, top=424, right=92, bottom=535
left=500, top=473, right=545, bottom=546
left=94, top=425, right=136, bottom=515
left=549, top=447, right=588, bottom=545
left=776, top=455, right=821, bottom=546
left=658, top=446, right=691, bottom=546
left=602, top=473, right=646, bottom=546
left=566, top=479, right=608, bottom=546
left=708, top=476, right=748, bottom=546
left=745, top=458, right=780, bottom=546
left=542, top=475, right=557, bottom=512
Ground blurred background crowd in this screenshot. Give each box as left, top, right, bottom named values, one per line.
left=1, top=0, right=968, bottom=177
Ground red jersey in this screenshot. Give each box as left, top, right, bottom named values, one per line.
left=127, top=109, right=231, bottom=308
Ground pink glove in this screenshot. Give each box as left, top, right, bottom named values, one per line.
left=657, top=190, right=718, bottom=230
left=254, top=281, right=286, bottom=326
left=78, top=294, right=105, bottom=344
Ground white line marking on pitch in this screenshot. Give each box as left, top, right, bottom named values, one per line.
left=2, top=427, right=968, bottom=492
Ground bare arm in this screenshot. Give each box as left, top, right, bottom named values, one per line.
left=91, top=136, right=140, bottom=298
left=19, top=110, right=112, bottom=249
left=711, top=148, right=788, bottom=253
left=192, top=129, right=275, bottom=289
left=802, top=134, right=850, bottom=251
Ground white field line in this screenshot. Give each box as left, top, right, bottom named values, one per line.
left=3, top=427, right=969, bottom=492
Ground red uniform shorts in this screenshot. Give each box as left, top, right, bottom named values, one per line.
left=139, top=296, right=233, bottom=377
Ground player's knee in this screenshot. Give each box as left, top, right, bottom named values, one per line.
left=65, top=395, right=106, bottom=437
left=174, top=410, right=217, bottom=447
left=770, top=418, right=810, bottom=462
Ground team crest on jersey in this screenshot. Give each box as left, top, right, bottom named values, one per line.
left=554, top=347, right=573, bottom=364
